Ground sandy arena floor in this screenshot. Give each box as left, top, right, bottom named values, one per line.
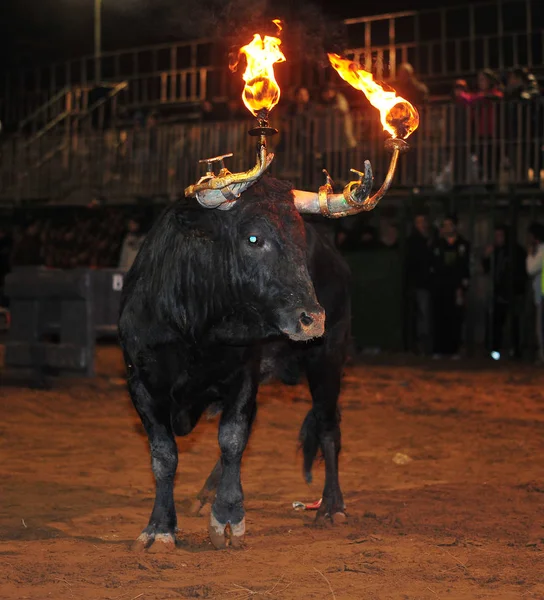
left=1, top=346, right=543, bottom=599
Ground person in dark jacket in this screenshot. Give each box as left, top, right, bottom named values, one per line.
left=431, top=215, right=471, bottom=358
left=0, top=225, right=13, bottom=307
left=11, top=220, right=43, bottom=267
left=482, top=224, right=527, bottom=359
left=406, top=212, right=434, bottom=354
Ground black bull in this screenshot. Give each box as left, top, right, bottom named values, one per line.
left=119, top=177, right=351, bottom=550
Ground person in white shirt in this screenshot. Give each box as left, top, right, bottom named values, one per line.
left=526, top=223, right=544, bottom=362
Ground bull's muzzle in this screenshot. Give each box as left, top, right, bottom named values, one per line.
left=278, top=306, right=326, bottom=342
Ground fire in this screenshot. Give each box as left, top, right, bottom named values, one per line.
left=328, top=53, right=419, bottom=139
left=230, top=25, right=286, bottom=117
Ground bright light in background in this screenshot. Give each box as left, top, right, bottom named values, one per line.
left=491, top=351, right=500, bottom=361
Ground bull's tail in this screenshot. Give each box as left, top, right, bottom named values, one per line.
left=299, top=409, right=320, bottom=484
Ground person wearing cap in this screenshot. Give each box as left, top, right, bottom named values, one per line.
left=430, top=215, right=471, bottom=359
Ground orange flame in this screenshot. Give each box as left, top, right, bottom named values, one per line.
left=230, top=25, right=286, bottom=117
left=328, top=53, right=419, bottom=139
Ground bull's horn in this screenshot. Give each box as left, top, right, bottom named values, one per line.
left=184, top=143, right=274, bottom=210
left=293, top=138, right=409, bottom=218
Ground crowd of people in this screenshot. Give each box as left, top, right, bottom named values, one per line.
left=2, top=204, right=544, bottom=363
left=405, top=214, right=544, bottom=363
left=0, top=210, right=147, bottom=307
left=178, top=63, right=542, bottom=188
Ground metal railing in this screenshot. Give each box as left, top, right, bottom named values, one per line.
left=2, top=1, right=542, bottom=132
left=1, top=99, right=543, bottom=204
left=1, top=39, right=216, bottom=130
left=344, top=0, right=543, bottom=82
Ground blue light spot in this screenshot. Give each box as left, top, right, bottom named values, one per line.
left=249, top=235, right=258, bottom=244
left=491, top=351, right=500, bottom=361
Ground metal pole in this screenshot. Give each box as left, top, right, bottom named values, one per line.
left=94, top=0, right=102, bottom=83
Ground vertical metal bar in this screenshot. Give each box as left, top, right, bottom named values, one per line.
left=455, top=39, right=461, bottom=73
left=414, top=13, right=420, bottom=75
left=526, top=0, right=533, bottom=66
left=466, top=191, right=476, bottom=356
left=486, top=189, right=497, bottom=355
left=81, top=58, right=87, bottom=85
left=364, top=22, right=372, bottom=71
left=133, top=52, right=139, bottom=105
left=497, top=0, right=504, bottom=70
left=50, top=64, right=56, bottom=95
left=389, top=18, right=396, bottom=79
left=469, top=3, right=476, bottom=72
left=94, top=0, right=102, bottom=82
left=190, top=43, right=197, bottom=100
left=114, top=52, right=120, bottom=80
left=440, top=8, right=447, bottom=75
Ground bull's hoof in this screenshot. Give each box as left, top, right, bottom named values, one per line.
left=189, top=498, right=205, bottom=517
left=315, top=503, right=348, bottom=526
left=208, top=513, right=245, bottom=549
left=131, top=531, right=176, bottom=552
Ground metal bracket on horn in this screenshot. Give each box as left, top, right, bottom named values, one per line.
left=184, top=144, right=274, bottom=210
left=184, top=109, right=277, bottom=211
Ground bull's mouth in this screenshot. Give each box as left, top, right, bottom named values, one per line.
left=278, top=307, right=326, bottom=342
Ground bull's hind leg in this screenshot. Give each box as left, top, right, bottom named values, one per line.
left=189, top=458, right=222, bottom=516
left=301, top=350, right=346, bottom=524
left=208, top=367, right=258, bottom=549
left=128, top=377, right=178, bottom=551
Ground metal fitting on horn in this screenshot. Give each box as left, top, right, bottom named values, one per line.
left=184, top=143, right=274, bottom=210
left=293, top=138, right=409, bottom=218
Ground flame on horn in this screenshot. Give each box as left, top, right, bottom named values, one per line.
left=328, top=53, right=419, bottom=139
left=230, top=23, right=286, bottom=117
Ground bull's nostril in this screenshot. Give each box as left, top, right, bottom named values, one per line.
left=300, top=312, right=314, bottom=327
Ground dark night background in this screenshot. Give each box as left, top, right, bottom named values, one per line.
left=0, top=0, right=494, bottom=72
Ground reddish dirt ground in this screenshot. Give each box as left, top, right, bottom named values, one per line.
left=1, top=346, right=543, bottom=600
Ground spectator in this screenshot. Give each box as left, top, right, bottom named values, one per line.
left=278, top=86, right=315, bottom=184
left=359, top=225, right=383, bottom=251
left=316, top=82, right=357, bottom=184
left=505, top=67, right=541, bottom=102
left=199, top=100, right=217, bottom=123
left=463, top=69, right=504, bottom=183
left=381, top=222, right=399, bottom=249
left=430, top=215, right=471, bottom=359
left=526, top=222, right=544, bottom=363
left=11, top=220, right=43, bottom=266
left=0, top=225, right=13, bottom=307
left=482, top=224, right=527, bottom=359
left=392, top=63, right=429, bottom=107
left=406, top=212, right=434, bottom=355
left=450, top=79, right=476, bottom=185
left=118, top=218, right=145, bottom=270
left=505, top=68, right=541, bottom=182
left=391, top=64, right=428, bottom=186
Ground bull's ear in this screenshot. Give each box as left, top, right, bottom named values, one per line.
left=174, top=205, right=220, bottom=241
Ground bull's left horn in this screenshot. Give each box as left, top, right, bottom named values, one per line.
left=293, top=138, right=409, bottom=218
left=185, top=143, right=273, bottom=210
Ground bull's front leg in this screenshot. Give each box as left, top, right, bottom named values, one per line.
left=208, top=367, right=257, bottom=549
left=128, top=377, right=179, bottom=551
